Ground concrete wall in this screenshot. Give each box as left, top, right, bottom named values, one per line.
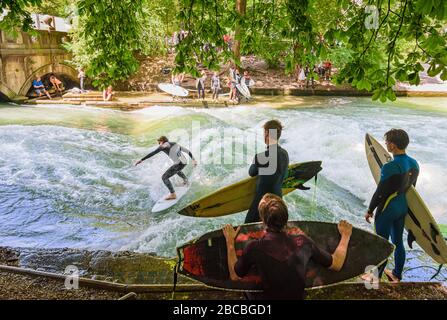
left=0, top=29, right=78, bottom=100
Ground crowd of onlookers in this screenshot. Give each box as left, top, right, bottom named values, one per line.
left=31, top=28, right=333, bottom=103
left=296, top=62, right=332, bottom=88
left=170, top=63, right=254, bottom=103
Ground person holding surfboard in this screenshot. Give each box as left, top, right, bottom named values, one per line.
left=135, top=136, right=197, bottom=200
left=223, top=193, right=352, bottom=300
left=211, top=72, right=221, bottom=102
left=245, top=120, right=289, bottom=223
left=365, top=129, right=419, bottom=282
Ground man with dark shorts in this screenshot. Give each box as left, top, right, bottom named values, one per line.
left=135, top=136, right=197, bottom=200
left=223, top=193, right=352, bottom=300
left=245, top=119, right=289, bottom=223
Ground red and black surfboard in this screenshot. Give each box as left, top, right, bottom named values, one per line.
left=177, top=221, right=394, bottom=291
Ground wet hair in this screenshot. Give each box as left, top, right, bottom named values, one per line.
left=258, top=193, right=288, bottom=232
left=263, top=119, right=283, bottom=139
left=384, top=129, right=409, bottom=150
left=157, top=136, right=168, bottom=143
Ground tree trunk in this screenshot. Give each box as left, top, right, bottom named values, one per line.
left=233, top=0, right=247, bottom=63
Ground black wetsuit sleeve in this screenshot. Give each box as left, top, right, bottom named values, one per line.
left=307, top=236, right=333, bottom=268
left=368, top=175, right=403, bottom=213
left=234, top=242, right=256, bottom=277
left=140, top=146, right=162, bottom=161
left=180, top=146, right=195, bottom=160
left=248, top=154, right=259, bottom=177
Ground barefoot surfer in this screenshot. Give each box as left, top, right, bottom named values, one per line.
left=135, top=136, right=197, bottom=200
left=365, top=129, right=419, bottom=282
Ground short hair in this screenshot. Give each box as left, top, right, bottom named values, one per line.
left=157, top=136, right=168, bottom=143
left=263, top=119, right=283, bottom=139
left=384, top=129, right=409, bottom=150
left=258, top=193, right=288, bottom=232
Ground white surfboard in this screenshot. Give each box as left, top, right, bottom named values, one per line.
left=365, top=133, right=447, bottom=264
left=158, top=83, right=189, bottom=97
left=152, top=185, right=190, bottom=213
left=236, top=83, right=251, bottom=99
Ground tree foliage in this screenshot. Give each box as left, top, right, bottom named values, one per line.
left=0, top=0, right=42, bottom=33
left=67, top=0, right=144, bottom=89
left=175, top=0, right=447, bottom=101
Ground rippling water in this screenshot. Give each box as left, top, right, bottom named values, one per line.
left=0, top=97, right=446, bottom=281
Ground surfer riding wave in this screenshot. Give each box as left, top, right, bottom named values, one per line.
left=135, top=136, right=197, bottom=200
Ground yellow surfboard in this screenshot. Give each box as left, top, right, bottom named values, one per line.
left=178, top=161, right=322, bottom=218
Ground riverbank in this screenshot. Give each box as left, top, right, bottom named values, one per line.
left=1, top=247, right=446, bottom=300
left=24, top=89, right=447, bottom=111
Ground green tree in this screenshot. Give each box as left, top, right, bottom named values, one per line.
left=68, top=0, right=144, bottom=89
left=0, top=0, right=42, bottom=33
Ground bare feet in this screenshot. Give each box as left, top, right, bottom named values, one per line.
left=384, top=269, right=400, bottom=283
left=165, top=193, right=177, bottom=200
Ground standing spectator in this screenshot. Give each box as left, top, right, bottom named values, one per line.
left=305, top=66, right=315, bottom=89
left=32, top=76, right=52, bottom=99
left=228, top=64, right=237, bottom=102
left=324, top=61, right=332, bottom=81
left=78, top=68, right=86, bottom=93
left=196, top=70, right=207, bottom=100
left=242, top=70, right=252, bottom=87
left=297, top=65, right=306, bottom=88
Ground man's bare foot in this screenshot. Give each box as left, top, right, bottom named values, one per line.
left=165, top=193, right=177, bottom=200
left=384, top=269, right=400, bottom=283
left=360, top=273, right=379, bottom=283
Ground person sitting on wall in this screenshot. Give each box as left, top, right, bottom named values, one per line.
left=49, top=74, right=63, bottom=96
left=103, top=86, right=114, bottom=101
left=32, top=76, right=52, bottom=99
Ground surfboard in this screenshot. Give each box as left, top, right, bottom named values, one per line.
left=236, top=83, right=251, bottom=99
left=152, top=185, right=190, bottom=213
left=178, top=161, right=322, bottom=218
left=365, top=133, right=447, bottom=264
left=176, top=221, right=394, bottom=291
left=158, top=83, right=189, bottom=97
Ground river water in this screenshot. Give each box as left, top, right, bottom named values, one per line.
left=1, top=97, right=446, bottom=281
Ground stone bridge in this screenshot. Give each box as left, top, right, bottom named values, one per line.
left=0, top=15, right=78, bottom=101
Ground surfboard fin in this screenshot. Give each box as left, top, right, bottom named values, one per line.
left=296, top=184, right=311, bottom=191
left=407, top=230, right=416, bottom=249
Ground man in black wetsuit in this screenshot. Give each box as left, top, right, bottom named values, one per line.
left=135, top=136, right=197, bottom=200
left=223, top=193, right=352, bottom=300
left=245, top=120, right=289, bottom=223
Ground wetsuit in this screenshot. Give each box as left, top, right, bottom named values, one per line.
left=235, top=230, right=333, bottom=300
left=211, top=76, right=220, bottom=100
left=140, top=141, right=195, bottom=194
left=368, top=153, right=419, bottom=280
left=245, top=144, right=289, bottom=223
